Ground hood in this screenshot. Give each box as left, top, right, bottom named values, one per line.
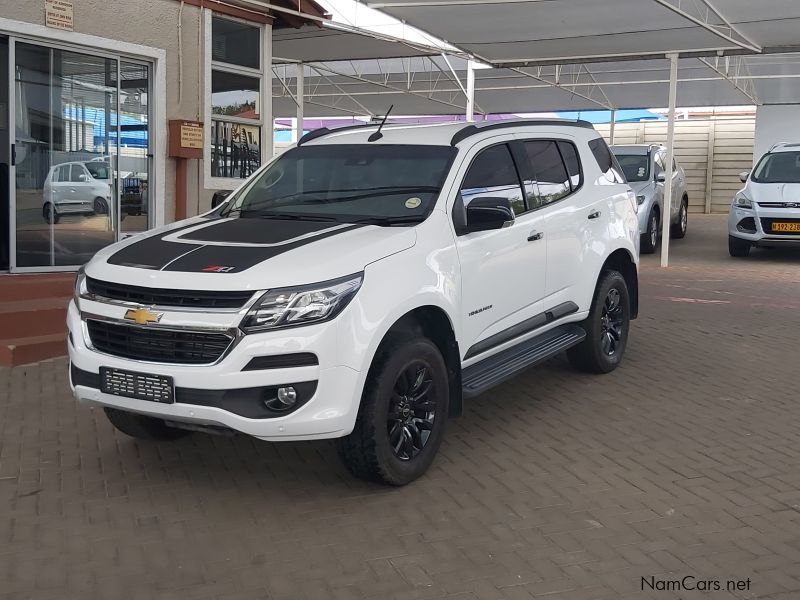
left=747, top=182, right=800, bottom=204
left=87, top=216, right=417, bottom=291
left=628, top=180, right=653, bottom=196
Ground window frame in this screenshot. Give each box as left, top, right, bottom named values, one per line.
left=204, top=12, right=271, bottom=190
left=511, top=137, right=585, bottom=212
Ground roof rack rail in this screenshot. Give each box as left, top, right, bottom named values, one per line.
left=297, top=122, right=379, bottom=146
left=768, top=141, right=796, bottom=152
left=450, top=119, right=594, bottom=146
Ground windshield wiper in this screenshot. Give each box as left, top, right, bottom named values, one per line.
left=258, top=212, right=341, bottom=222
left=349, top=215, right=426, bottom=226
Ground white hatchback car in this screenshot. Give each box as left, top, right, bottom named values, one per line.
left=43, top=160, right=113, bottom=224
left=69, top=119, right=640, bottom=485
left=729, top=143, right=800, bottom=257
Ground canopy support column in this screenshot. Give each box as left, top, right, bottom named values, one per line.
left=660, top=52, right=679, bottom=268
left=296, top=62, right=304, bottom=141
left=609, top=109, right=616, bottom=145
left=466, top=60, right=476, bottom=122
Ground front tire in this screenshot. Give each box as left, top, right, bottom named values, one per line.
left=728, top=235, right=751, bottom=257
left=640, top=209, right=659, bottom=254
left=93, top=197, right=108, bottom=215
left=104, top=407, right=190, bottom=440
left=337, top=335, right=449, bottom=485
left=568, top=270, right=631, bottom=374
left=671, top=198, right=688, bottom=239
left=43, top=202, right=59, bottom=224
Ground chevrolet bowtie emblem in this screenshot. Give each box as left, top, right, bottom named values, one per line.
left=124, top=307, right=163, bottom=325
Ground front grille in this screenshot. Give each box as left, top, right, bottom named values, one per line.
left=757, top=202, right=800, bottom=209
left=86, top=277, right=254, bottom=309
left=87, top=320, right=233, bottom=364
left=760, top=218, right=800, bottom=235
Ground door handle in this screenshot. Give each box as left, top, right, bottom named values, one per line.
left=527, top=231, right=544, bottom=241
left=588, top=210, right=601, bottom=220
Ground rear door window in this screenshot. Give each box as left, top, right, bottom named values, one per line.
left=557, top=141, right=582, bottom=191
left=520, top=140, right=570, bottom=209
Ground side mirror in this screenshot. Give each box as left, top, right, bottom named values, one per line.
left=655, top=172, right=666, bottom=183
left=739, top=171, right=750, bottom=183
left=211, top=189, right=232, bottom=208
left=465, top=196, right=515, bottom=232
left=78, top=173, right=87, bottom=182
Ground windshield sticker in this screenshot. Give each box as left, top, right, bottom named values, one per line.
left=638, top=167, right=646, bottom=177
left=405, top=197, right=422, bottom=209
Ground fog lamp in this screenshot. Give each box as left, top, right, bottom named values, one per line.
left=276, top=386, right=297, bottom=407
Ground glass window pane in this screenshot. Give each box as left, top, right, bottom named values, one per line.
left=460, top=144, right=525, bottom=216
left=589, top=137, right=626, bottom=183
left=523, top=141, right=570, bottom=208
left=119, top=61, right=151, bottom=235
left=211, top=120, right=261, bottom=179
left=212, top=70, right=259, bottom=119
left=557, top=141, right=582, bottom=190
left=212, top=17, right=260, bottom=70
left=14, top=43, right=117, bottom=268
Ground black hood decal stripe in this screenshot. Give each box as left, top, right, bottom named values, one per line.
left=163, top=224, right=364, bottom=272
left=107, top=218, right=365, bottom=273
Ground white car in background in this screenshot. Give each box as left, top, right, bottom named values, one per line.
left=729, top=143, right=800, bottom=257
left=612, top=144, right=689, bottom=254
left=43, top=160, right=113, bottom=224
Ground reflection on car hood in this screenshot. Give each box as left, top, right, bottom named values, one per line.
left=87, top=216, right=417, bottom=290
left=748, top=182, right=800, bottom=204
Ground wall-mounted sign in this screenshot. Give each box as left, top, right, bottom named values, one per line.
left=168, top=120, right=204, bottom=159
left=45, top=0, right=74, bottom=31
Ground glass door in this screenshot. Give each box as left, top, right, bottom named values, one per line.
left=12, top=41, right=119, bottom=270
left=119, top=61, right=150, bottom=236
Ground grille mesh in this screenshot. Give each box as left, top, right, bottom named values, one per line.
left=86, top=277, right=253, bottom=309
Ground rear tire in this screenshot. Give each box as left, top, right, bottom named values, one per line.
left=104, top=407, right=190, bottom=440
left=568, top=270, right=631, bottom=374
left=337, top=334, right=449, bottom=485
left=671, top=198, right=688, bottom=239
left=93, top=197, right=108, bottom=215
left=640, top=209, right=659, bottom=254
left=728, top=235, right=751, bottom=257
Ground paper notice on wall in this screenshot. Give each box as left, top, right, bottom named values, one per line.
left=180, top=123, right=204, bottom=149
left=45, top=0, right=74, bottom=31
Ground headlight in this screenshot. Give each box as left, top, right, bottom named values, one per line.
left=74, top=265, right=86, bottom=307
left=240, top=273, right=363, bottom=333
left=636, top=194, right=646, bottom=205
left=734, top=194, right=753, bottom=209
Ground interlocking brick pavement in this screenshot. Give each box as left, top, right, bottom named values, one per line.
left=2, top=215, right=800, bottom=600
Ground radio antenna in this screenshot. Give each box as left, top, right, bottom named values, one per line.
left=368, top=105, right=394, bottom=142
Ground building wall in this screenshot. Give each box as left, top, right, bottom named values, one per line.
left=3, top=0, right=214, bottom=220
left=596, top=118, right=755, bottom=214
left=754, top=105, right=800, bottom=161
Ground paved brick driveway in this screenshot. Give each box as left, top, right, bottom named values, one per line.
left=2, top=215, right=800, bottom=600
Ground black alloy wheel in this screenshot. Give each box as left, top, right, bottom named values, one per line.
left=600, top=288, right=625, bottom=357
left=387, top=362, right=437, bottom=461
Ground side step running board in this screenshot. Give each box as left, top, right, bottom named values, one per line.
left=462, top=324, right=586, bottom=398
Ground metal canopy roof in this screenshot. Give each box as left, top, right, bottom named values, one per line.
left=367, top=0, right=800, bottom=66
left=272, top=22, right=447, bottom=63
left=272, top=53, right=800, bottom=117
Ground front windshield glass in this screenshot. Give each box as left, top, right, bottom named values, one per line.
left=752, top=151, right=800, bottom=183
left=614, top=154, right=651, bottom=182
left=85, top=162, right=109, bottom=179
left=224, top=144, right=455, bottom=224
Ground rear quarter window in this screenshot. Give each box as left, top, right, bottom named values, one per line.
left=588, top=138, right=626, bottom=184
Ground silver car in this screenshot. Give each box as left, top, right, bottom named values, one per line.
left=612, top=144, right=689, bottom=253
left=42, top=160, right=113, bottom=224
left=728, top=142, right=800, bottom=257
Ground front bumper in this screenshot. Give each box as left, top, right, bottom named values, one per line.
left=728, top=207, right=800, bottom=246
left=67, top=300, right=363, bottom=441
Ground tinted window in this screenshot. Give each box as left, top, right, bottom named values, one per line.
left=615, top=154, right=650, bottom=182
left=460, top=144, right=525, bottom=216
left=70, top=164, right=85, bottom=182
left=85, top=162, right=109, bottom=179
left=557, top=141, right=582, bottom=190
left=521, top=141, right=570, bottom=209
left=752, top=151, right=800, bottom=183
left=589, top=138, right=626, bottom=183
left=211, top=17, right=260, bottom=70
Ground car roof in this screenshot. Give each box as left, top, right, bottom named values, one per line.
left=769, top=142, right=800, bottom=153
left=299, top=118, right=599, bottom=148
left=611, top=144, right=661, bottom=155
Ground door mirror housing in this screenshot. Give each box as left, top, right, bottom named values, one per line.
left=77, top=173, right=87, bottom=182
left=465, top=196, right=515, bottom=232
left=655, top=172, right=666, bottom=183
left=738, top=171, right=750, bottom=183
left=211, top=189, right=232, bottom=209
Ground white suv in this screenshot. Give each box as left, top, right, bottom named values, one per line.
left=68, top=120, right=640, bottom=485
left=729, top=142, right=800, bottom=256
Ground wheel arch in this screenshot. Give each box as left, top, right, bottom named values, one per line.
left=375, top=306, right=463, bottom=418
left=600, top=249, right=639, bottom=319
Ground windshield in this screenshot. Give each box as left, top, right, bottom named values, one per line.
left=224, top=144, right=455, bottom=224
left=752, top=151, right=800, bottom=183
left=85, top=162, right=110, bottom=179
left=614, top=154, right=651, bottom=182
